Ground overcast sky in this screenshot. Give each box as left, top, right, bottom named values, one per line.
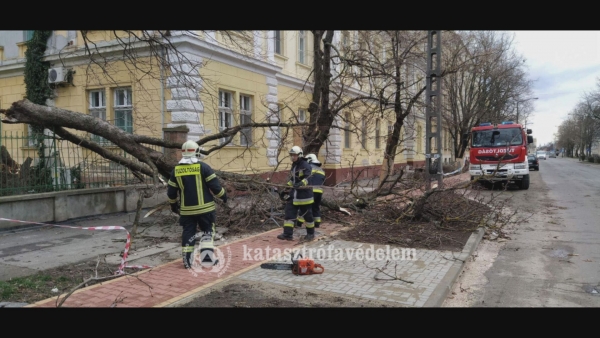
left=509, top=31, right=600, bottom=148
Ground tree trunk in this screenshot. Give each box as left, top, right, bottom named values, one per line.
left=304, top=30, right=335, bottom=156
left=131, top=191, right=144, bottom=238
left=377, top=120, right=404, bottom=190
left=1, top=145, right=18, bottom=169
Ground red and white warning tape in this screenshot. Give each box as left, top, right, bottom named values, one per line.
left=0, top=217, right=153, bottom=275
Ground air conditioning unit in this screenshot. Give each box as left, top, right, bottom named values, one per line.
left=48, top=67, right=67, bottom=84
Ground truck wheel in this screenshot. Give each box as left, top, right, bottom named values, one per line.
left=520, top=175, right=530, bottom=190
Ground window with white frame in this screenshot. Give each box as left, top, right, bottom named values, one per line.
left=375, top=119, right=381, bottom=149
left=344, top=112, right=351, bottom=148
left=443, top=129, right=447, bottom=150
left=298, top=109, right=306, bottom=123
left=417, top=124, right=423, bottom=154
left=274, top=31, right=283, bottom=55
left=342, top=31, right=350, bottom=55
left=219, top=90, right=233, bottom=145
left=114, top=87, right=133, bottom=134
left=24, top=30, right=34, bottom=41
left=26, top=125, right=37, bottom=147
left=89, top=89, right=108, bottom=143
left=361, top=119, right=367, bottom=149
left=358, top=35, right=366, bottom=77
left=240, top=94, right=252, bottom=146
left=298, top=31, right=306, bottom=64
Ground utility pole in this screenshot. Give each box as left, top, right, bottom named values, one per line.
left=425, top=30, right=443, bottom=190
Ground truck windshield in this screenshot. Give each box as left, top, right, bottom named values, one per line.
left=471, top=128, right=522, bottom=148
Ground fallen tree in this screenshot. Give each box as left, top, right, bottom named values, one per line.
left=0, top=99, right=362, bottom=214
left=1, top=99, right=505, bottom=233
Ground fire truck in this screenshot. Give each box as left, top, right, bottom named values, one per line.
left=466, top=121, right=534, bottom=189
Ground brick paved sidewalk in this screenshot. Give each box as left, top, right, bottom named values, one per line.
left=25, top=224, right=344, bottom=308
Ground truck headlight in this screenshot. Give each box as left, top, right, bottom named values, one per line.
left=514, top=164, right=526, bottom=169
left=470, top=165, right=481, bottom=170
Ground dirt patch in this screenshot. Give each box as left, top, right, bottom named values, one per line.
left=178, top=280, right=393, bottom=308
left=336, top=219, right=474, bottom=251
left=0, top=259, right=116, bottom=305
left=334, top=190, right=489, bottom=251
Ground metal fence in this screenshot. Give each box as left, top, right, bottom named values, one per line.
left=0, top=130, right=163, bottom=197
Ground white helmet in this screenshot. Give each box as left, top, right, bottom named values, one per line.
left=305, top=153, right=320, bottom=164
left=181, top=140, right=200, bottom=158
left=289, top=145, right=303, bottom=157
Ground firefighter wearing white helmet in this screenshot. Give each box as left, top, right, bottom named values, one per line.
left=277, top=145, right=315, bottom=241
left=167, top=140, right=228, bottom=269
left=296, top=153, right=325, bottom=229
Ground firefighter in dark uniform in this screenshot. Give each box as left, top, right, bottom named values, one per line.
left=277, top=146, right=315, bottom=241
left=167, top=140, right=228, bottom=269
left=295, top=153, right=326, bottom=228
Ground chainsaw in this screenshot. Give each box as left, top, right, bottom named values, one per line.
left=261, top=254, right=324, bottom=275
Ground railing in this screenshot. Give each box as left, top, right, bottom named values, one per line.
left=0, top=130, right=163, bottom=197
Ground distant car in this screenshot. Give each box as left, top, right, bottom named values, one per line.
left=536, top=151, right=547, bottom=160
left=528, top=154, right=539, bottom=170
left=549, top=152, right=556, bottom=158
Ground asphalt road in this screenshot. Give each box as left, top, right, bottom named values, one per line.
left=0, top=211, right=163, bottom=281
left=473, top=156, right=600, bottom=306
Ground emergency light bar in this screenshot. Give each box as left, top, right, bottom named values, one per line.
left=479, top=122, right=492, bottom=126
left=501, top=121, right=515, bottom=125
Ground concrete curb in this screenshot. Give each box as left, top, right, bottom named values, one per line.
left=422, top=226, right=485, bottom=307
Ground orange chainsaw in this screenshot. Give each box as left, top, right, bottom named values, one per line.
left=260, top=254, right=324, bottom=275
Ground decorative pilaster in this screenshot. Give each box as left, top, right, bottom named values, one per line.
left=165, top=51, right=207, bottom=141
left=323, top=114, right=342, bottom=164
left=264, top=76, right=280, bottom=166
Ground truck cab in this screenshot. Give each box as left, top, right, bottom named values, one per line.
left=466, top=121, right=534, bottom=189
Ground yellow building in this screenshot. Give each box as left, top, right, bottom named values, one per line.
left=0, top=30, right=456, bottom=188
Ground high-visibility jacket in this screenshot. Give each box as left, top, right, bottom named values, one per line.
left=167, top=161, right=226, bottom=216
left=286, top=157, right=314, bottom=206
left=308, top=163, right=326, bottom=194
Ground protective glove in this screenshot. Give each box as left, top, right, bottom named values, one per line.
left=293, top=181, right=304, bottom=188
left=279, top=188, right=291, bottom=201
left=170, top=202, right=180, bottom=215
left=221, top=194, right=228, bottom=204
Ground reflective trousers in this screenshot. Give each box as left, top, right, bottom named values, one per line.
left=180, top=212, right=216, bottom=268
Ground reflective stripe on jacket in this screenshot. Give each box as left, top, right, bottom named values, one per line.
left=167, top=162, right=225, bottom=216
left=308, top=163, right=326, bottom=194
left=286, top=157, right=314, bottom=205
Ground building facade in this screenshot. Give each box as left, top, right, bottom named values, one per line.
left=0, top=30, right=456, bottom=188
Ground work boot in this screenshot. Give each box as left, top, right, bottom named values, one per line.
left=314, top=222, right=321, bottom=228
left=302, top=233, right=315, bottom=241
left=294, top=220, right=303, bottom=228
left=183, top=254, right=193, bottom=269
left=277, top=226, right=294, bottom=241
left=302, top=227, right=315, bottom=241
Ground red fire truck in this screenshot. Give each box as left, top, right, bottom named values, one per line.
left=466, top=121, right=534, bottom=189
